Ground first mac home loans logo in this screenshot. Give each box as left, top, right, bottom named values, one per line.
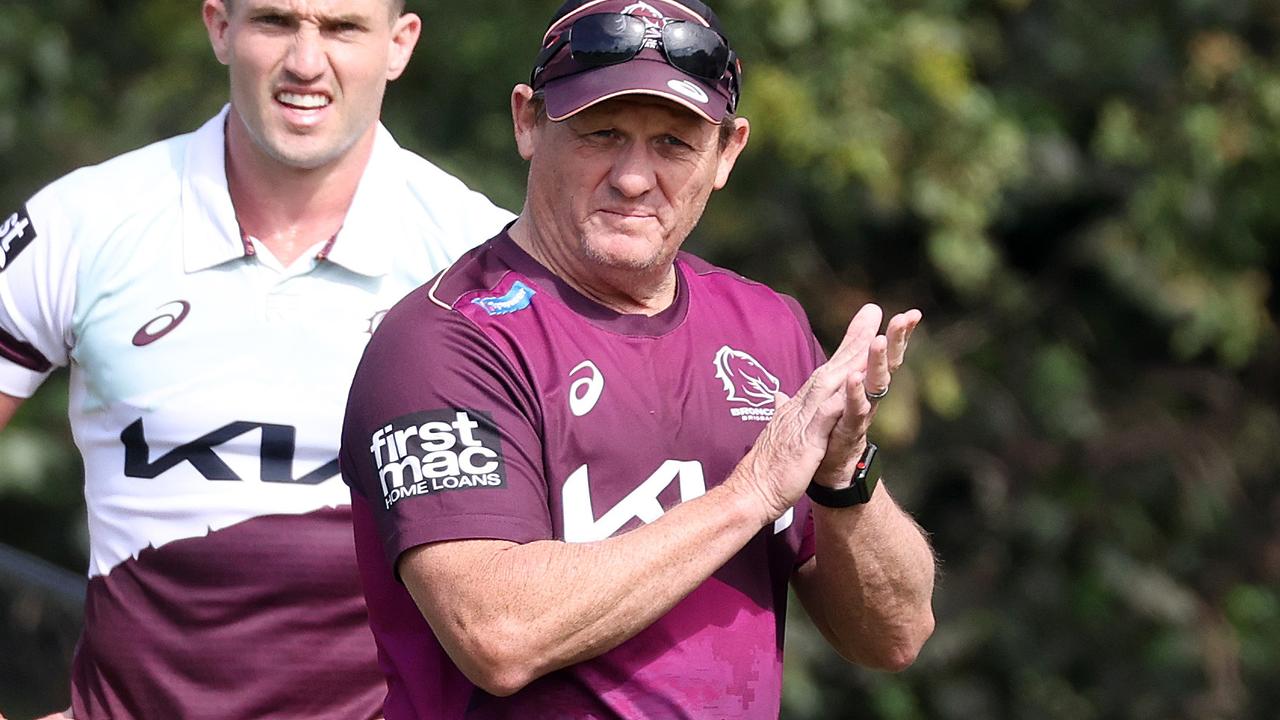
left=370, top=409, right=506, bottom=510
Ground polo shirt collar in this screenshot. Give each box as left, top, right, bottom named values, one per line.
left=181, top=105, right=402, bottom=277
left=318, top=123, right=402, bottom=277
left=181, top=106, right=242, bottom=273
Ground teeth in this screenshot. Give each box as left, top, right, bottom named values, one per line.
left=277, top=92, right=330, bottom=109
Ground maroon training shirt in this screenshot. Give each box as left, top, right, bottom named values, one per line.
left=341, top=234, right=824, bottom=719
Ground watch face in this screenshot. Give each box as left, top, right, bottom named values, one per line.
left=806, top=442, right=878, bottom=507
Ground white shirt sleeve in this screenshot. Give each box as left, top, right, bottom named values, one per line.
left=400, top=152, right=516, bottom=262
left=0, top=183, right=79, bottom=397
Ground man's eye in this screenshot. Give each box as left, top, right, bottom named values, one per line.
left=254, top=14, right=290, bottom=26
left=661, top=135, right=692, bottom=149
left=328, top=21, right=364, bottom=34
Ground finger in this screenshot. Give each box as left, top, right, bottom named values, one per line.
left=886, top=309, right=922, bottom=372
left=822, top=371, right=868, bottom=451
left=846, top=369, right=876, bottom=438
left=865, top=335, right=891, bottom=401
left=811, top=371, right=876, bottom=482
left=826, top=303, right=883, bottom=373
left=786, top=303, right=882, bottom=417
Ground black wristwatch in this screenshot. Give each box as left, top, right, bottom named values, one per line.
left=805, top=442, right=878, bottom=508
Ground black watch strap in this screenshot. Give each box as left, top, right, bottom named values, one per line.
left=805, top=442, right=878, bottom=508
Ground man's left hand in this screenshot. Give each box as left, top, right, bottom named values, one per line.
left=812, top=305, right=921, bottom=489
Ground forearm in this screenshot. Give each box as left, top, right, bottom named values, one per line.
left=801, top=481, right=936, bottom=671
left=401, top=480, right=770, bottom=695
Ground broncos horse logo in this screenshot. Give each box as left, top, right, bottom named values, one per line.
left=713, top=346, right=781, bottom=408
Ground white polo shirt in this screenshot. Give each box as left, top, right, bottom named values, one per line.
left=0, top=107, right=513, bottom=718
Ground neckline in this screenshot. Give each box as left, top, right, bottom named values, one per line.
left=492, top=233, right=691, bottom=338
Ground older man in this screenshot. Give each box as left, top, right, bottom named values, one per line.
left=0, top=0, right=511, bottom=717
left=341, top=0, right=935, bottom=717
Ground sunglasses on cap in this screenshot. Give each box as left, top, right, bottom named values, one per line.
left=531, top=13, right=740, bottom=109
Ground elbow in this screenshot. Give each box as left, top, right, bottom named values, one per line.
left=466, top=663, right=535, bottom=698
left=449, top=621, right=544, bottom=697
left=874, top=609, right=936, bottom=673
left=870, top=640, right=923, bottom=674
left=840, top=608, right=935, bottom=673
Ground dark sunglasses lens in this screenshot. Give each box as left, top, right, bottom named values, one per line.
left=662, top=22, right=729, bottom=80
left=571, top=14, right=646, bottom=66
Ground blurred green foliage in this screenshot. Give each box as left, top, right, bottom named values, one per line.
left=1, top=0, right=1278, bottom=718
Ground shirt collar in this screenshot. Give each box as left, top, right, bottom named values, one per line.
left=317, top=122, right=402, bottom=277
left=181, top=105, right=402, bottom=277
left=181, top=106, right=243, bottom=273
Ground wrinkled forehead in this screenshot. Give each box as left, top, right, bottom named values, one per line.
left=225, top=0, right=404, bottom=20
left=541, top=0, right=713, bottom=44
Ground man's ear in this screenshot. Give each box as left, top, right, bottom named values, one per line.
left=713, top=117, right=750, bottom=190
left=511, top=84, right=542, bottom=161
left=385, top=13, right=422, bottom=81
left=203, top=0, right=232, bottom=66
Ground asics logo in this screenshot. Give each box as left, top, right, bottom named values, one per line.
left=133, top=301, right=191, bottom=347
left=568, top=360, right=604, bottom=417
left=667, top=79, right=709, bottom=104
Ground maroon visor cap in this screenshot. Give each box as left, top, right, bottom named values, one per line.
left=530, top=0, right=740, bottom=123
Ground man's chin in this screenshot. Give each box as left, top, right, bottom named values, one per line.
left=582, top=237, right=668, bottom=274
left=257, top=136, right=346, bottom=171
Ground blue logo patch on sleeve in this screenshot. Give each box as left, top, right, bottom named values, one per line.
left=0, top=206, right=37, bottom=273
left=472, top=280, right=536, bottom=316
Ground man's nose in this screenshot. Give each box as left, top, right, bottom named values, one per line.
left=609, top=143, right=658, bottom=198
left=283, top=26, right=327, bottom=83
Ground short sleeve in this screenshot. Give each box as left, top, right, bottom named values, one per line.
left=399, top=152, right=516, bottom=265
left=340, top=296, right=549, bottom=570
left=0, top=189, right=78, bottom=397
left=450, top=187, right=516, bottom=255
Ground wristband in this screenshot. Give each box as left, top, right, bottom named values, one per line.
left=805, top=442, right=878, bottom=508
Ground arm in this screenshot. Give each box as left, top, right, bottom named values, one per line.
left=398, top=311, right=877, bottom=697
left=791, top=308, right=937, bottom=671
left=0, top=391, right=24, bottom=431
left=400, top=483, right=764, bottom=696
left=793, top=483, right=936, bottom=671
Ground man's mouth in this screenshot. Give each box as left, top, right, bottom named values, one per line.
left=275, top=91, right=331, bottom=110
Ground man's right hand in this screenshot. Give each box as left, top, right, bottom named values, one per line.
left=727, top=303, right=890, bottom=525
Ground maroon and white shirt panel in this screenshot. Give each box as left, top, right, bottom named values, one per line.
left=0, top=106, right=513, bottom=718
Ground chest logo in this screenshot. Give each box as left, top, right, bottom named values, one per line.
left=568, top=360, right=604, bottom=417
left=562, top=460, right=795, bottom=541
left=122, top=418, right=337, bottom=485
left=473, top=280, right=535, bottom=316
left=132, top=301, right=191, bottom=347
left=713, top=346, right=779, bottom=422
